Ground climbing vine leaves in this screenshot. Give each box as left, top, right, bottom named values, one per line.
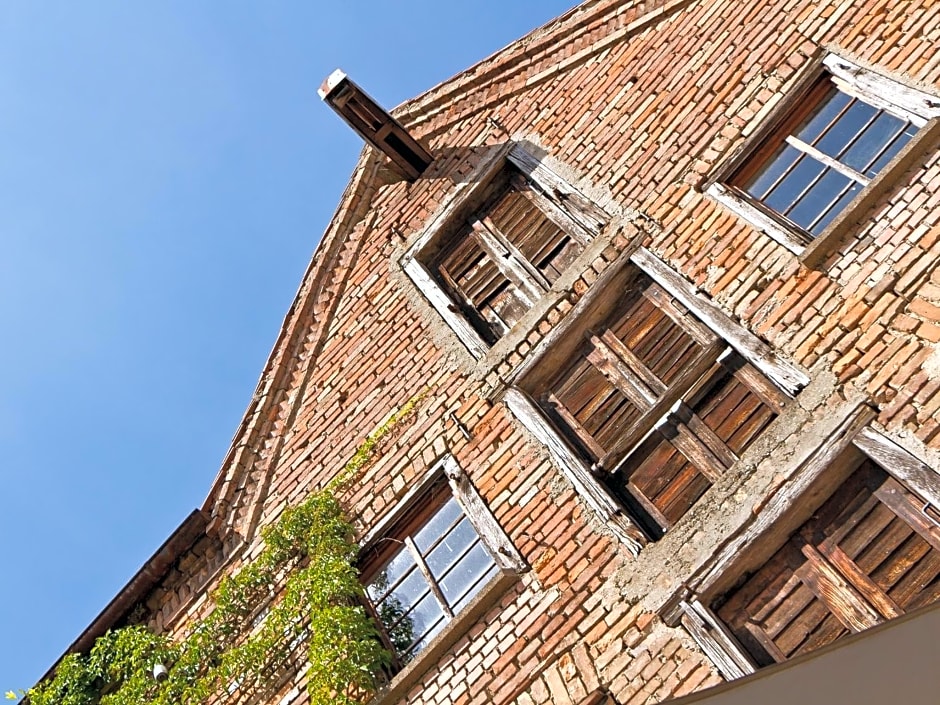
left=21, top=395, right=424, bottom=705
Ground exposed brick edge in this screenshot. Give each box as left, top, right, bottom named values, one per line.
left=203, top=148, right=384, bottom=539
left=395, top=0, right=696, bottom=133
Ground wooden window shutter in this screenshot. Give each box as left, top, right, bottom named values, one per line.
left=715, top=458, right=940, bottom=666
left=541, top=274, right=785, bottom=537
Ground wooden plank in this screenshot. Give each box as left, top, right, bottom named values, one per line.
left=798, top=544, right=882, bottom=632
left=656, top=463, right=713, bottom=525
left=679, top=600, right=756, bottom=680
left=545, top=392, right=609, bottom=461
left=823, top=54, right=940, bottom=124
left=729, top=358, right=790, bottom=413
left=600, top=342, right=725, bottom=469
left=503, top=388, right=646, bottom=553
left=626, top=479, right=673, bottom=530
left=742, top=620, right=789, bottom=664
left=673, top=400, right=739, bottom=470
left=854, top=426, right=940, bottom=509
left=599, top=329, right=667, bottom=396
left=631, top=247, right=808, bottom=393
left=509, top=172, right=592, bottom=246
left=666, top=415, right=727, bottom=483
left=442, top=456, right=527, bottom=574
left=470, top=220, right=545, bottom=303
left=817, top=543, right=904, bottom=619
left=402, top=257, right=488, bottom=358
left=890, top=548, right=940, bottom=610
left=642, top=282, right=717, bottom=348
left=587, top=341, right=656, bottom=410
left=478, top=213, right=555, bottom=295
left=507, top=144, right=609, bottom=236
left=706, top=182, right=810, bottom=255
left=875, top=478, right=940, bottom=553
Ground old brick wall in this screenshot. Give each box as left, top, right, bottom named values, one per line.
left=121, top=1, right=940, bottom=704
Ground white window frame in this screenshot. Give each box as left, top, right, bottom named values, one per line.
left=708, top=53, right=940, bottom=260
left=360, top=455, right=526, bottom=575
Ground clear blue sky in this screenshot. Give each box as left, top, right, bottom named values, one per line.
left=0, top=1, right=577, bottom=691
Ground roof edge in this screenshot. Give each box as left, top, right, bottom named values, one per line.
left=35, top=509, right=208, bottom=685
left=394, top=0, right=692, bottom=130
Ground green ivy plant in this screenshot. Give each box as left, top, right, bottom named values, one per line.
left=12, top=394, right=424, bottom=705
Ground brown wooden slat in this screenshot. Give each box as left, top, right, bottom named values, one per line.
left=797, top=544, right=882, bottom=632
left=723, top=399, right=777, bottom=455
left=731, top=360, right=790, bottom=413
left=598, top=329, right=667, bottom=396
left=672, top=401, right=738, bottom=470
left=471, top=218, right=546, bottom=301
left=758, top=580, right=815, bottom=642
left=665, top=419, right=727, bottom=483
left=817, top=489, right=886, bottom=555
left=849, top=512, right=915, bottom=578
left=586, top=342, right=657, bottom=410
left=656, top=464, right=713, bottom=524
left=765, top=584, right=828, bottom=652
left=875, top=478, right=940, bottom=553
left=817, top=543, right=904, bottom=619
left=787, top=610, right=849, bottom=659
left=871, top=532, right=932, bottom=595
left=599, top=343, right=725, bottom=469
left=546, top=392, right=608, bottom=461
left=642, top=282, right=718, bottom=347
left=628, top=437, right=690, bottom=505
left=742, top=620, right=789, bottom=663
left=507, top=171, right=594, bottom=245
left=718, top=549, right=799, bottom=626
left=887, top=541, right=940, bottom=610
left=554, top=359, right=617, bottom=420
left=626, top=479, right=673, bottom=530
left=590, top=398, right=638, bottom=450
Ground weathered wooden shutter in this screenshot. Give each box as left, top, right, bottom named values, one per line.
left=716, top=458, right=940, bottom=665
left=543, top=274, right=785, bottom=536
left=434, top=177, right=590, bottom=343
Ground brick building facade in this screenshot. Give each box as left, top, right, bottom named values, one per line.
left=46, top=1, right=940, bottom=704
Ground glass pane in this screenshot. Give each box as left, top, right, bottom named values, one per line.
left=787, top=169, right=853, bottom=232
left=744, top=144, right=801, bottom=200
left=377, top=565, right=430, bottom=616
left=815, top=98, right=877, bottom=158
left=808, top=180, right=862, bottom=235
left=762, top=154, right=826, bottom=215
left=840, top=110, right=907, bottom=172
left=443, top=544, right=500, bottom=612
left=401, top=591, right=447, bottom=662
left=424, top=516, right=479, bottom=579
left=796, top=87, right=851, bottom=144
left=413, top=496, right=463, bottom=554
left=866, top=123, right=917, bottom=176
left=367, top=548, right=417, bottom=603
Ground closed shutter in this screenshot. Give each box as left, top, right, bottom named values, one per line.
left=716, top=459, right=940, bottom=665
left=434, top=177, right=588, bottom=343
left=543, top=274, right=785, bottom=537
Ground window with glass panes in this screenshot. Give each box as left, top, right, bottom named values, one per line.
left=360, top=478, right=499, bottom=669
left=726, top=73, right=921, bottom=239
